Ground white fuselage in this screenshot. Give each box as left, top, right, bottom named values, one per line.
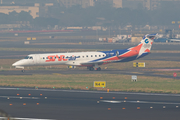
left=13, top=51, right=107, bottom=68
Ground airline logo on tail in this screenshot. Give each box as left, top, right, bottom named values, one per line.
left=137, top=33, right=157, bottom=58
left=145, top=39, right=149, bottom=44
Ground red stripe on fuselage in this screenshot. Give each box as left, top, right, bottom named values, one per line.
left=130, top=43, right=143, bottom=52
left=103, top=56, right=119, bottom=61
left=118, top=50, right=138, bottom=59
left=102, top=50, right=138, bottom=62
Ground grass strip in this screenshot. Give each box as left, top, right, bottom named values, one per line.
left=0, top=74, right=180, bottom=94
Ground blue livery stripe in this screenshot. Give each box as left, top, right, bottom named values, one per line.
left=89, top=49, right=129, bottom=62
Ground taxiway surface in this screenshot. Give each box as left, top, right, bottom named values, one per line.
left=0, top=87, right=180, bottom=120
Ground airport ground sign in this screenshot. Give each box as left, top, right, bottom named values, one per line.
left=133, top=62, right=145, bottom=67
left=93, top=81, right=106, bottom=88
left=173, top=72, right=177, bottom=78
left=132, top=75, right=137, bottom=82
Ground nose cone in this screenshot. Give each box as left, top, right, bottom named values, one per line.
left=12, top=62, right=18, bottom=66
left=12, top=60, right=26, bottom=69
left=12, top=61, right=21, bottom=66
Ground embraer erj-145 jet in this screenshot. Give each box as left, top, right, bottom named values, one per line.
left=12, top=34, right=157, bottom=72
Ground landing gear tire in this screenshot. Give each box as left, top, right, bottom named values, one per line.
left=97, top=67, right=101, bottom=71
left=89, top=67, right=94, bottom=71
left=21, top=69, right=25, bottom=72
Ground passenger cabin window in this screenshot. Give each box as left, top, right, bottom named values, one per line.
left=43, top=57, right=45, bottom=59
left=99, top=55, right=101, bottom=57
left=91, top=55, right=93, bottom=57
left=86, top=55, right=88, bottom=57
left=95, top=55, right=97, bottom=57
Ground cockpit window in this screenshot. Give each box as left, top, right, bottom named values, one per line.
left=24, top=56, right=29, bottom=59
left=24, top=56, right=33, bottom=59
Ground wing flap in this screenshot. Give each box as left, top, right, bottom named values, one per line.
left=80, top=60, right=121, bottom=66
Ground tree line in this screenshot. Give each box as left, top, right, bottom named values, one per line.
left=0, top=1, right=180, bottom=29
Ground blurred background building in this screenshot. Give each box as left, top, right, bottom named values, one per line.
left=0, top=0, right=179, bottom=30
left=1, top=0, right=180, bottom=10
left=0, top=3, right=39, bottom=18
left=57, top=0, right=94, bottom=8
left=122, top=0, right=180, bottom=10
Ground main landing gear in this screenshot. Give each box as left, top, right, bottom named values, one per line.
left=87, top=67, right=101, bottom=71
left=97, top=67, right=101, bottom=71
left=21, top=69, right=25, bottom=72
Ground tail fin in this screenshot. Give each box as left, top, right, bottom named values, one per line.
left=130, top=33, right=157, bottom=58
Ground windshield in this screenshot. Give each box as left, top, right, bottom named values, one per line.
left=24, top=56, right=29, bottom=59
left=24, top=56, right=33, bottom=59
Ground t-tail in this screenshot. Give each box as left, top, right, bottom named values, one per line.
left=129, top=33, right=157, bottom=59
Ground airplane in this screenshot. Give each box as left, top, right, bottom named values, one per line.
left=12, top=33, right=157, bottom=72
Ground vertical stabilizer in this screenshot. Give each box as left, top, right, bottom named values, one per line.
left=130, top=33, right=157, bottom=58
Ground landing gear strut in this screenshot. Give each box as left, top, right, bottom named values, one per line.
left=21, top=69, right=25, bottom=72
left=97, top=67, right=101, bottom=71
left=87, top=67, right=101, bottom=71
left=87, top=67, right=94, bottom=71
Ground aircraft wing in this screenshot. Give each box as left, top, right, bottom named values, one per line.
left=65, top=60, right=119, bottom=66
left=80, top=60, right=121, bottom=66
left=80, top=62, right=104, bottom=66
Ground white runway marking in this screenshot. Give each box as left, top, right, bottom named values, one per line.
left=100, top=100, right=180, bottom=105
left=100, top=100, right=121, bottom=103
left=0, top=96, right=39, bottom=99
left=0, top=117, right=54, bottom=120
left=0, top=87, right=180, bottom=97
